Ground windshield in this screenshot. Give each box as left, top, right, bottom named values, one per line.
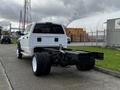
left=33, top=24, right=64, bottom=34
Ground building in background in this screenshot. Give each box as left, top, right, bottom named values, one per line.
left=106, top=18, right=120, bottom=47
left=65, top=28, right=89, bottom=42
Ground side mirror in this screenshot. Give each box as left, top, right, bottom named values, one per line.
left=68, top=40, right=71, bottom=44
left=67, top=37, right=71, bottom=44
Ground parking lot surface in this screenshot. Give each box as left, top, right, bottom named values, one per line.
left=0, top=44, right=120, bottom=90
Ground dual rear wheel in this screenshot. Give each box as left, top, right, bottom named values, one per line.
left=32, top=52, right=51, bottom=76
left=32, top=53, right=95, bottom=76
left=76, top=58, right=95, bottom=71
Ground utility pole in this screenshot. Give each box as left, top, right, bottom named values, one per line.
left=19, top=10, right=22, bottom=31
left=9, top=23, right=11, bottom=33
left=23, top=0, right=27, bottom=31
left=23, top=0, right=31, bottom=31
left=26, top=0, right=32, bottom=24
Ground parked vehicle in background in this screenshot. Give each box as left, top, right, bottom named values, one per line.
left=1, top=35, right=11, bottom=44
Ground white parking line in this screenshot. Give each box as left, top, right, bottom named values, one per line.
left=0, top=57, right=13, bottom=90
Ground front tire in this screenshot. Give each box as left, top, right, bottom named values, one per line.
left=76, top=58, right=95, bottom=71
left=32, top=52, right=51, bottom=76
left=17, top=43, right=22, bottom=59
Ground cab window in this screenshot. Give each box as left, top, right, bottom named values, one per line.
left=33, top=24, right=64, bottom=34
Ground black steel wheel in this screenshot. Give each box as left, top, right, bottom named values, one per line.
left=76, top=58, right=95, bottom=71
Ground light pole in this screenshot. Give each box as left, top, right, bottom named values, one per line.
left=19, top=10, right=22, bottom=31
left=9, top=23, right=11, bottom=33
left=23, top=0, right=27, bottom=31
left=23, top=0, right=32, bottom=31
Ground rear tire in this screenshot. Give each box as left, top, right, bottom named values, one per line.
left=76, top=58, right=95, bottom=71
left=32, top=52, right=51, bottom=76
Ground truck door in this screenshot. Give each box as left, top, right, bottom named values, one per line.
left=20, top=24, right=32, bottom=52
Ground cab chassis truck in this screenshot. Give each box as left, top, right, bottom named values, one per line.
left=17, top=22, right=104, bottom=76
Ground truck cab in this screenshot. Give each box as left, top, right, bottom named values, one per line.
left=17, top=22, right=68, bottom=57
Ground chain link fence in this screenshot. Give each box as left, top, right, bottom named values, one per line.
left=69, top=30, right=106, bottom=47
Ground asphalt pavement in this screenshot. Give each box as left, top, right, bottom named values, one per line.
left=0, top=44, right=120, bottom=90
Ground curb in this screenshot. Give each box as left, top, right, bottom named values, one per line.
left=94, top=66, right=120, bottom=78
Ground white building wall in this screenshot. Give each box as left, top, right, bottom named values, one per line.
left=107, top=18, right=120, bottom=47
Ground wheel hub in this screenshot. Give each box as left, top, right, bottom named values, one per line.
left=32, top=56, right=37, bottom=72
left=16, top=49, right=19, bottom=57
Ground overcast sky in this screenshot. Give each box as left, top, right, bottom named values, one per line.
left=0, top=0, right=120, bottom=27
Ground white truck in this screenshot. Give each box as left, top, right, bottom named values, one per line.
left=17, top=22, right=104, bottom=76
